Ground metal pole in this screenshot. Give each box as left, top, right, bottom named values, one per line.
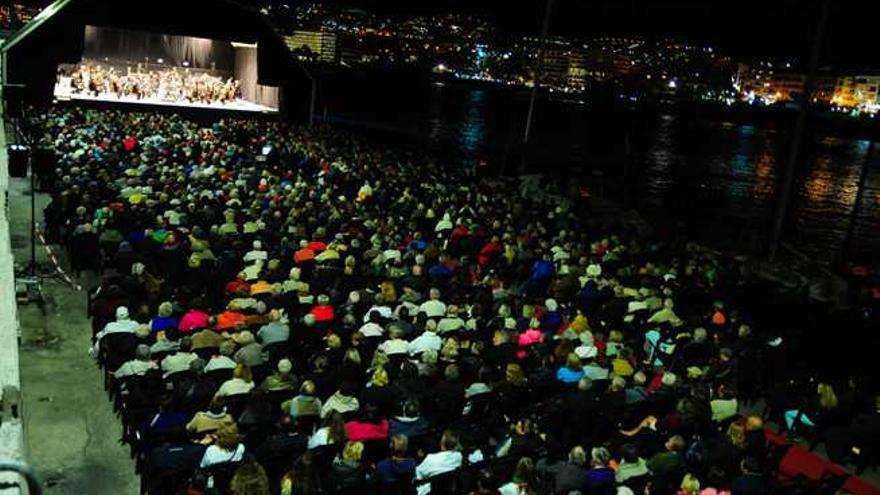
left=522, top=0, right=555, bottom=145
left=841, top=140, right=874, bottom=260
left=30, top=149, right=36, bottom=276
left=768, top=0, right=831, bottom=260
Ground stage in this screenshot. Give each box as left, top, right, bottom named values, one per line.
left=54, top=77, right=278, bottom=113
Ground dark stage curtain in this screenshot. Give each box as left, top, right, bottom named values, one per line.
left=83, top=25, right=233, bottom=70
left=234, top=44, right=279, bottom=109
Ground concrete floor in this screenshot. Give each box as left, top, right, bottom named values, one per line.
left=10, top=176, right=139, bottom=494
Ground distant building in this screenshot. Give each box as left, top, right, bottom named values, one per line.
left=856, top=76, right=880, bottom=105
left=813, top=73, right=838, bottom=104
left=735, top=64, right=805, bottom=103
left=286, top=30, right=338, bottom=63
left=541, top=47, right=570, bottom=87
left=567, top=51, right=587, bottom=90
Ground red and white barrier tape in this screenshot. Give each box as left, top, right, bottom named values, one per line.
left=34, top=228, right=84, bottom=291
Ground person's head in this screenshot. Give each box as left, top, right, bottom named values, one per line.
left=233, top=364, right=253, bottom=383
left=370, top=350, right=390, bottom=370
left=179, top=336, right=193, bottom=353
left=665, top=435, right=685, bottom=452
left=190, top=357, right=206, bottom=374
left=388, top=325, right=405, bottom=340
left=444, top=363, right=460, bottom=381
left=590, top=446, right=610, bottom=467
left=740, top=456, right=760, bottom=474
left=368, top=310, right=381, bottom=323
left=215, top=423, right=241, bottom=450
left=116, top=306, right=130, bottom=321
left=229, top=459, right=270, bottom=495
left=513, top=417, right=536, bottom=436
left=158, top=301, right=174, bottom=318
left=219, top=340, right=237, bottom=356
left=632, top=371, right=647, bottom=386
left=745, top=415, right=763, bottom=432
left=693, top=327, right=708, bottom=343
left=325, top=411, right=347, bottom=443
left=568, top=446, right=587, bottom=466
left=208, top=397, right=227, bottom=415
left=429, top=288, right=441, bottom=300
left=277, top=358, right=293, bottom=375
left=402, top=399, right=421, bottom=418
left=818, top=383, right=838, bottom=410
left=371, top=366, right=389, bottom=387
left=577, top=377, right=593, bottom=392
left=300, top=380, right=316, bottom=396
left=326, top=333, right=342, bottom=350
left=506, top=363, right=527, bottom=386
left=390, top=433, right=409, bottom=458
left=726, top=420, right=747, bottom=450
left=661, top=371, right=678, bottom=388
left=679, top=473, right=700, bottom=495
left=135, top=344, right=151, bottom=361
left=566, top=352, right=582, bottom=371
left=512, top=457, right=535, bottom=487
left=610, top=376, right=626, bottom=393
left=619, top=443, right=640, bottom=463
left=344, top=348, right=362, bottom=366
left=440, top=430, right=461, bottom=452
left=342, top=441, right=364, bottom=463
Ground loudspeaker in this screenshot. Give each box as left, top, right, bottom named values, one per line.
left=7, top=144, right=29, bottom=178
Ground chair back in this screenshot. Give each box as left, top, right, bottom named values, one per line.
left=205, top=460, right=242, bottom=493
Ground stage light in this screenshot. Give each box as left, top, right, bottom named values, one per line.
left=157, top=58, right=164, bottom=64
left=183, top=61, right=190, bottom=67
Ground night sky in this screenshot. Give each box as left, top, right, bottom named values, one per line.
left=16, top=0, right=880, bottom=69
left=308, top=0, right=880, bottom=70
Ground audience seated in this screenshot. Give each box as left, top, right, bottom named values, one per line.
left=26, top=105, right=879, bottom=495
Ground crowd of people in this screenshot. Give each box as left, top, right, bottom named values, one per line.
left=29, top=104, right=879, bottom=495
left=59, top=62, right=242, bottom=105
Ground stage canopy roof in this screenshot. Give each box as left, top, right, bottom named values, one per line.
left=1, top=0, right=308, bottom=108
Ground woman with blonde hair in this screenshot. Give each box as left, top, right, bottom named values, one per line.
left=361, top=365, right=396, bottom=416
left=496, top=363, right=530, bottom=413
left=677, top=473, right=701, bottom=494
left=331, top=441, right=366, bottom=491
left=725, top=420, right=748, bottom=450
left=199, top=422, right=245, bottom=468
left=784, top=382, right=840, bottom=432
left=818, top=383, right=838, bottom=410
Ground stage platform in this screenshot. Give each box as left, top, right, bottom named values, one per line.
left=54, top=79, right=278, bottom=114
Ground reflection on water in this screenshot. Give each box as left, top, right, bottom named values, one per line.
left=636, top=113, right=877, bottom=258
left=457, top=89, right=486, bottom=167
left=753, top=147, right=776, bottom=202
left=321, top=74, right=879, bottom=259
left=795, top=138, right=872, bottom=255
left=643, top=114, right=675, bottom=207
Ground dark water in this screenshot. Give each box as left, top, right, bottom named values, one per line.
left=315, top=70, right=880, bottom=261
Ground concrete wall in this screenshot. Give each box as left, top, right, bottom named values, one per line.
left=0, top=98, right=27, bottom=494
